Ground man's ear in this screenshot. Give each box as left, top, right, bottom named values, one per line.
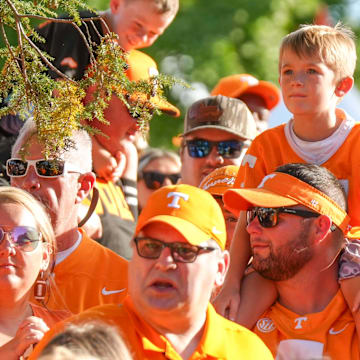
left=214, top=250, right=230, bottom=287
left=76, top=171, right=96, bottom=204
left=110, top=0, right=123, bottom=14
left=335, top=76, right=353, bottom=97
left=313, top=215, right=333, bottom=245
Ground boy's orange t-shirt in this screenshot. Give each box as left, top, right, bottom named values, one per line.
left=235, top=115, right=360, bottom=226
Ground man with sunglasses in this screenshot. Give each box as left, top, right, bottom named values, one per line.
left=180, top=95, right=257, bottom=187
left=30, top=184, right=273, bottom=359
left=8, top=118, right=129, bottom=314
left=223, top=163, right=359, bottom=359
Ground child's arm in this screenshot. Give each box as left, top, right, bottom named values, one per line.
left=237, top=271, right=277, bottom=328
left=339, top=238, right=360, bottom=341
left=213, top=212, right=252, bottom=321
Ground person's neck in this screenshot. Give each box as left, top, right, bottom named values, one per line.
left=292, top=109, right=341, bottom=141
left=55, top=227, right=80, bottom=252
left=276, top=263, right=339, bottom=315
left=0, top=293, right=32, bottom=332
left=150, top=311, right=207, bottom=360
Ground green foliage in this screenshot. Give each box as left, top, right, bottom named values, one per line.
left=0, top=0, right=182, bottom=158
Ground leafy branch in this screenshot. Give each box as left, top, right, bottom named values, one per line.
left=0, top=0, right=185, bottom=158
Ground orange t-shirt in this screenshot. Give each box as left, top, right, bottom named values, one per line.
left=234, top=115, right=360, bottom=226
left=253, top=291, right=359, bottom=359
left=30, top=297, right=273, bottom=360
left=32, top=229, right=128, bottom=314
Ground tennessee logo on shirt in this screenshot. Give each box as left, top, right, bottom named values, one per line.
left=256, top=318, right=276, bottom=333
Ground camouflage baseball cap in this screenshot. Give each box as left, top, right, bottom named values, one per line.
left=183, top=95, right=257, bottom=140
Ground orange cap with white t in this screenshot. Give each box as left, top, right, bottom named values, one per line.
left=136, top=184, right=226, bottom=249
left=224, top=172, right=350, bottom=233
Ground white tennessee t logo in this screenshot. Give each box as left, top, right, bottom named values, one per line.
left=258, top=173, right=276, bottom=189
left=167, top=192, right=189, bottom=209
left=294, top=316, right=308, bottom=329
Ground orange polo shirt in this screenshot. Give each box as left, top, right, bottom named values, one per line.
left=30, top=297, right=273, bottom=359
left=31, top=229, right=128, bottom=314
left=253, top=291, right=359, bottom=359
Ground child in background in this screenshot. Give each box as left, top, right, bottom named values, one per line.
left=214, top=23, right=360, bottom=338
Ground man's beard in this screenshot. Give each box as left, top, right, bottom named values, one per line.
left=252, top=222, right=313, bottom=281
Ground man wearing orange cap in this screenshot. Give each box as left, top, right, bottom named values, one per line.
left=180, top=95, right=257, bottom=187
left=223, top=163, right=359, bottom=359
left=211, top=74, right=280, bottom=133
left=29, top=184, right=273, bottom=360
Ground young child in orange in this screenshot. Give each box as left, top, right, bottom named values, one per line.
left=214, top=23, right=360, bottom=338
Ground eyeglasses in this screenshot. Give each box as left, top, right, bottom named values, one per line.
left=0, top=226, right=42, bottom=252
left=6, top=159, right=79, bottom=178
left=134, top=237, right=216, bottom=263
left=141, top=171, right=180, bottom=190
left=186, top=139, right=246, bottom=159
left=247, top=207, right=320, bottom=228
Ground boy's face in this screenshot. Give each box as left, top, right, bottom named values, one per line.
left=279, top=48, right=339, bottom=118
left=110, top=0, right=177, bottom=51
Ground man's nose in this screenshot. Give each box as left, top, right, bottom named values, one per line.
left=246, top=215, right=262, bottom=235
left=205, top=145, right=224, bottom=166
left=154, top=246, right=177, bottom=270
left=14, top=165, right=41, bottom=193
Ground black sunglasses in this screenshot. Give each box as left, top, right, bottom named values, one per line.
left=186, top=139, right=245, bottom=159
left=134, top=237, right=216, bottom=263
left=0, top=226, right=42, bottom=252
left=6, top=158, right=79, bottom=178
left=141, top=171, right=180, bottom=190
left=247, top=207, right=320, bottom=228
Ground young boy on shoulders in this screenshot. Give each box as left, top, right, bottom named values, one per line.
left=214, top=22, right=360, bottom=337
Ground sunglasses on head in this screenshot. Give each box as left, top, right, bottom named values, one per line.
left=247, top=207, right=320, bottom=228
left=185, top=139, right=246, bottom=159
left=134, top=237, right=216, bottom=263
left=6, top=158, right=79, bottom=178
left=0, top=226, right=42, bottom=252
left=141, top=171, right=180, bottom=190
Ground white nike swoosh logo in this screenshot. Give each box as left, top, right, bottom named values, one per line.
left=101, top=287, right=126, bottom=296
left=329, top=323, right=349, bottom=335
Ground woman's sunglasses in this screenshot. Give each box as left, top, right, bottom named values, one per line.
left=6, top=158, right=79, bottom=178
left=185, top=139, right=246, bottom=159
left=141, top=171, right=180, bottom=190
left=247, top=207, right=320, bottom=228
left=0, top=226, right=42, bottom=252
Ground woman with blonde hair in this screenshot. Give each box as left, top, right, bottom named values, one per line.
left=0, top=186, right=70, bottom=359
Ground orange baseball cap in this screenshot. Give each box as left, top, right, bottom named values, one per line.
left=224, top=172, right=350, bottom=233
left=126, top=50, right=180, bottom=117
left=211, top=74, right=280, bottom=110
left=136, top=184, right=226, bottom=249
left=199, top=165, right=239, bottom=196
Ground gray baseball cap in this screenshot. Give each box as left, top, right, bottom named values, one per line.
left=183, top=95, right=257, bottom=140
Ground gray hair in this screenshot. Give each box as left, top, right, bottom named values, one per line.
left=138, top=148, right=180, bottom=176
left=12, top=118, right=92, bottom=173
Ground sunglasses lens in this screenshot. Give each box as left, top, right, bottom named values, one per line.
left=6, top=159, right=28, bottom=177
left=258, top=208, right=278, bottom=228
left=143, top=172, right=165, bottom=190
left=187, top=140, right=211, bottom=158
left=168, top=174, right=181, bottom=185
left=172, top=243, right=197, bottom=262
left=218, top=141, right=243, bottom=159
left=136, top=238, right=163, bottom=258
left=0, top=226, right=41, bottom=252
left=36, top=160, right=65, bottom=177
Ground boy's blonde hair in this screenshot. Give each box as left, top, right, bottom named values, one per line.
left=279, top=23, right=357, bottom=81
left=128, top=0, right=179, bottom=15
